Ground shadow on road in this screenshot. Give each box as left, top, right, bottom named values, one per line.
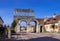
left=6, top=37, right=60, bottom=41
left=26, top=37, right=60, bottom=41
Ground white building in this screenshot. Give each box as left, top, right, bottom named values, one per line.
left=44, top=14, right=60, bottom=32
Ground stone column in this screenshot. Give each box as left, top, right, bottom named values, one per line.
left=27, top=20, right=31, bottom=33
left=15, top=23, right=20, bottom=33
left=58, top=20, right=60, bottom=33
left=15, top=10, right=18, bottom=16
left=38, top=24, right=40, bottom=33
left=30, top=12, right=33, bottom=16
left=7, top=27, right=11, bottom=39
left=22, top=12, right=26, bottom=16
left=42, top=25, right=44, bottom=32
left=27, top=23, right=30, bottom=33
left=28, top=24, right=31, bottom=32
left=36, top=22, right=39, bottom=33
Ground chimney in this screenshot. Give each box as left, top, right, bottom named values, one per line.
left=44, top=16, right=48, bottom=22
left=53, top=13, right=56, bottom=23
left=53, top=13, right=56, bottom=18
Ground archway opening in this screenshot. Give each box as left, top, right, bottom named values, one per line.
left=40, top=26, right=43, bottom=32
left=52, top=24, right=55, bottom=32
left=20, top=21, right=27, bottom=32
left=30, top=21, right=37, bottom=33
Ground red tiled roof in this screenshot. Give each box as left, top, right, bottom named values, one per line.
left=37, top=18, right=44, bottom=25
left=44, top=15, right=60, bottom=24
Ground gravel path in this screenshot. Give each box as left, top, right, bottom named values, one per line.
left=12, top=31, right=60, bottom=40
left=7, top=31, right=60, bottom=41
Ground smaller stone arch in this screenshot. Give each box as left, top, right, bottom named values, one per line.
left=29, top=19, right=39, bottom=33
left=29, top=21, right=36, bottom=33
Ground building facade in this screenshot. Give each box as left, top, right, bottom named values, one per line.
left=13, top=8, right=60, bottom=33
left=44, top=14, right=60, bottom=32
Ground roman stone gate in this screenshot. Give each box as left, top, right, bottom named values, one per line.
left=14, top=9, right=43, bottom=33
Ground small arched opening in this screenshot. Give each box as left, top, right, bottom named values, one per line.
left=29, top=20, right=37, bottom=33
left=19, top=20, right=27, bottom=32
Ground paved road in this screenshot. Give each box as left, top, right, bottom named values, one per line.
left=6, top=30, right=60, bottom=41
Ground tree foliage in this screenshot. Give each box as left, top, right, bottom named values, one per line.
left=11, top=20, right=17, bottom=28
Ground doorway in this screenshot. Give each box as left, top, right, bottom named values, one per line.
left=40, top=26, right=43, bottom=32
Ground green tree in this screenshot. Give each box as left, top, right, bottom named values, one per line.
left=11, top=20, right=17, bottom=29
left=11, top=20, right=17, bottom=33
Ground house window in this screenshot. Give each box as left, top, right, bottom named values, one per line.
left=55, top=25, right=58, bottom=29
left=52, top=25, right=55, bottom=29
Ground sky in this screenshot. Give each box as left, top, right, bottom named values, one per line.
left=0, top=0, right=60, bottom=26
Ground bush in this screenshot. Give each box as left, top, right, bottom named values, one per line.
left=0, top=26, right=7, bottom=39
left=0, top=25, right=6, bottom=34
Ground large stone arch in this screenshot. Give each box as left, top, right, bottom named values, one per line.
left=19, top=19, right=29, bottom=32
left=15, top=19, right=30, bottom=33
left=19, top=19, right=27, bottom=31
